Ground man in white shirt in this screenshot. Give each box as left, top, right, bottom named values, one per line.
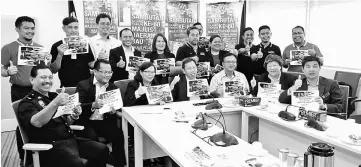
left=210, top=53, right=249, bottom=97
left=90, top=13, right=122, bottom=61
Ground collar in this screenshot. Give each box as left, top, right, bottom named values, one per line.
left=186, top=42, right=198, bottom=50
left=293, top=40, right=307, bottom=48
left=260, top=42, right=272, bottom=48
left=94, top=33, right=110, bottom=40
left=122, top=45, right=134, bottom=52
left=220, top=70, right=237, bottom=79
left=93, top=76, right=109, bottom=88
left=306, top=76, right=319, bottom=86
left=16, top=39, right=33, bottom=46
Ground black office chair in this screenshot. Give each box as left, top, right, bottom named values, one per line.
left=339, top=85, right=350, bottom=119
left=168, top=66, right=183, bottom=83
left=114, top=79, right=133, bottom=100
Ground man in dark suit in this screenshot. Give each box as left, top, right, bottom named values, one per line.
left=279, top=56, right=343, bottom=115
left=76, top=59, right=126, bottom=167
left=109, top=28, right=141, bottom=82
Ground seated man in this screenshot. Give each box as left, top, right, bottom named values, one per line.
left=279, top=56, right=343, bottom=115
left=171, top=58, right=208, bottom=102
left=18, top=64, right=109, bottom=167
left=210, top=53, right=249, bottom=97
left=76, top=59, right=126, bottom=167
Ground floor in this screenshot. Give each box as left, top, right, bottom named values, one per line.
left=1, top=131, right=21, bottom=167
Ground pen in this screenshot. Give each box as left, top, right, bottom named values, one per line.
left=175, top=120, right=189, bottom=123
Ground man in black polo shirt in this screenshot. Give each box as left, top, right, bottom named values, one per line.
left=250, top=25, right=281, bottom=76
left=50, top=17, right=95, bottom=87
left=18, top=64, right=109, bottom=167
left=175, top=26, right=206, bottom=66
left=235, top=27, right=257, bottom=82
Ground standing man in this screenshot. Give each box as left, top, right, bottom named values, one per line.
left=109, top=28, right=141, bottom=82
left=1, top=16, right=50, bottom=164
left=76, top=60, right=126, bottom=167
left=193, top=22, right=209, bottom=51
left=235, top=27, right=257, bottom=83
left=283, top=26, right=323, bottom=73
left=175, top=26, right=206, bottom=66
left=50, top=17, right=95, bottom=87
left=250, top=25, right=281, bottom=76
left=90, top=13, right=122, bottom=61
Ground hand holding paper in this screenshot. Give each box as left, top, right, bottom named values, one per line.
left=57, top=44, right=68, bottom=55
left=53, top=93, right=79, bottom=118
left=72, top=104, right=82, bottom=117
left=8, top=61, right=18, bottom=75
left=314, top=96, right=325, bottom=109
left=92, top=99, right=104, bottom=109
left=54, top=88, right=69, bottom=106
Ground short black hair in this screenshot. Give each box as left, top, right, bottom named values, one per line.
left=258, top=25, right=270, bottom=33
left=242, top=27, right=254, bottom=36
left=119, top=28, right=134, bottom=37
left=30, top=64, right=51, bottom=78
left=302, top=56, right=322, bottom=67
left=62, top=17, right=78, bottom=26
left=182, top=58, right=196, bottom=69
left=222, top=53, right=237, bottom=62
left=187, top=26, right=199, bottom=36
left=15, top=16, right=35, bottom=28
left=94, top=59, right=110, bottom=71
left=134, top=62, right=157, bottom=84
left=209, top=35, right=221, bottom=43
left=96, top=13, right=111, bottom=24
left=292, top=26, right=305, bottom=33
left=193, top=22, right=202, bottom=27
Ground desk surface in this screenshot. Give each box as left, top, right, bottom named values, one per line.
left=122, top=100, right=280, bottom=167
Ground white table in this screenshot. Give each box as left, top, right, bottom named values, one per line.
left=240, top=103, right=361, bottom=166
left=122, top=100, right=279, bottom=167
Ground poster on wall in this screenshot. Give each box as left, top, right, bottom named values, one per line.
left=83, top=0, right=118, bottom=38
left=206, top=2, right=243, bottom=50
left=130, top=0, right=166, bottom=55
left=167, top=1, right=198, bottom=54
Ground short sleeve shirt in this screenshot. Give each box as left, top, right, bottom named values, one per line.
left=18, top=90, right=73, bottom=143
left=1, top=41, right=42, bottom=86
left=209, top=70, right=250, bottom=97
left=89, top=34, right=122, bottom=60
left=175, top=43, right=206, bottom=62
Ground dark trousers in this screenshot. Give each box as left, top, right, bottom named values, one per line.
left=89, top=118, right=126, bottom=167
left=11, top=84, right=33, bottom=161
left=40, top=138, right=109, bottom=167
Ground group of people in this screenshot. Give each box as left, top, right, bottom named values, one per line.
left=1, top=13, right=343, bottom=167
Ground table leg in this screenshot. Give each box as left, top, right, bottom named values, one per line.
left=122, top=116, right=129, bottom=167
left=241, top=112, right=249, bottom=142
left=134, top=124, right=143, bottom=167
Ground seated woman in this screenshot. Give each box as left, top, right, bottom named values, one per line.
left=251, top=54, right=297, bottom=96
left=145, top=33, right=175, bottom=84
left=124, top=62, right=158, bottom=106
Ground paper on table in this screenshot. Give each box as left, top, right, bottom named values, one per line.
left=98, top=89, right=123, bottom=114
left=291, top=90, right=319, bottom=108
left=53, top=93, right=79, bottom=118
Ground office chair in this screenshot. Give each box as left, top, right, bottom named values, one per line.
left=114, top=79, right=133, bottom=100
left=13, top=100, right=85, bottom=167
left=335, top=71, right=361, bottom=116
left=168, top=66, right=183, bottom=83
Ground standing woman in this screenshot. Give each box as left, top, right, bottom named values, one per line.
left=145, top=33, right=175, bottom=84
left=124, top=62, right=158, bottom=106
left=200, top=35, right=229, bottom=68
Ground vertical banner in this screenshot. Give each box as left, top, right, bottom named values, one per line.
left=206, top=2, right=243, bottom=50
left=130, top=0, right=166, bottom=55
left=167, top=1, right=198, bottom=54
left=83, top=0, right=118, bottom=38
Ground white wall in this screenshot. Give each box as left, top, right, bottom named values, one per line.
left=1, top=0, right=66, bottom=131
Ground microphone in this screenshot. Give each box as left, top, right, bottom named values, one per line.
left=205, top=94, right=221, bottom=110
left=204, top=112, right=238, bottom=147
left=191, top=112, right=209, bottom=130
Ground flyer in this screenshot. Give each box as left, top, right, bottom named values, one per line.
left=125, top=56, right=150, bottom=72
left=257, top=82, right=282, bottom=99
left=291, top=90, right=319, bottom=108
left=213, top=64, right=224, bottom=74
left=290, top=50, right=309, bottom=65
left=53, top=93, right=79, bottom=118
left=18, top=46, right=51, bottom=66
left=223, top=80, right=247, bottom=97
left=98, top=89, right=123, bottom=114
left=63, top=36, right=89, bottom=55
left=154, top=58, right=175, bottom=75
left=197, top=62, right=210, bottom=77
left=187, top=79, right=209, bottom=97
left=145, top=84, right=173, bottom=104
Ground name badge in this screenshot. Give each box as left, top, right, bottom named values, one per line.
left=200, top=52, right=205, bottom=56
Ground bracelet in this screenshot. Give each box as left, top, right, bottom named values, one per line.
left=70, top=114, right=79, bottom=120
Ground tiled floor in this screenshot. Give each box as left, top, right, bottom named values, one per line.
left=1, top=131, right=21, bottom=167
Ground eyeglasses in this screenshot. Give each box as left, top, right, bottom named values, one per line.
left=37, top=75, right=53, bottom=80
left=99, top=22, right=111, bottom=26
left=97, top=70, right=113, bottom=75
left=224, top=61, right=237, bottom=64
left=142, top=71, right=155, bottom=74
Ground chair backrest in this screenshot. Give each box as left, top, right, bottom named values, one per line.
left=334, top=71, right=361, bottom=97
left=114, top=79, right=133, bottom=99
left=339, top=85, right=349, bottom=119
left=55, top=87, right=77, bottom=95
left=12, top=100, right=29, bottom=144
left=169, top=66, right=183, bottom=77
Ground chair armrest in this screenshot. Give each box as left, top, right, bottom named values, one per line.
left=23, top=143, right=52, bottom=151
left=351, top=99, right=361, bottom=105
left=70, top=125, right=84, bottom=131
